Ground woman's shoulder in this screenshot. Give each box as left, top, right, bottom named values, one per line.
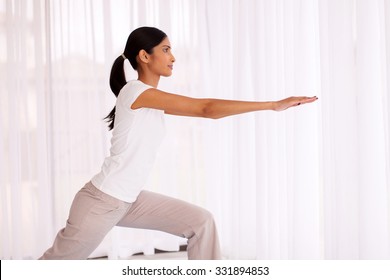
left=117, top=80, right=153, bottom=106
left=120, top=80, right=152, bottom=94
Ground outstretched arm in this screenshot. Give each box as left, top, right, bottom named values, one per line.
left=131, top=88, right=318, bottom=119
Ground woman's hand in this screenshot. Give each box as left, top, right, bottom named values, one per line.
left=273, top=96, right=318, bottom=111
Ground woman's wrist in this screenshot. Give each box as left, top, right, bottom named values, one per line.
left=270, top=101, right=278, bottom=111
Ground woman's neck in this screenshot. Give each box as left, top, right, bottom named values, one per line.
left=137, top=71, right=160, bottom=88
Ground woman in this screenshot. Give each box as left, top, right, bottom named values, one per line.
left=40, top=26, right=317, bottom=260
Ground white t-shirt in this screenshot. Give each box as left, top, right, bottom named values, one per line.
left=91, top=80, right=165, bottom=203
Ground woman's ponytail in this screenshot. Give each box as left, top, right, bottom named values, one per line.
left=104, top=106, right=116, bottom=131
left=109, top=55, right=127, bottom=96
left=104, top=55, right=127, bottom=130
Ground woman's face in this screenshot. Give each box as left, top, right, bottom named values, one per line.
left=147, top=37, right=176, bottom=77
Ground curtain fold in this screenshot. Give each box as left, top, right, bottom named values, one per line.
left=1, top=0, right=390, bottom=259
left=355, top=0, right=389, bottom=258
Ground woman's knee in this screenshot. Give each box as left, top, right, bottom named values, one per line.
left=194, top=207, right=217, bottom=228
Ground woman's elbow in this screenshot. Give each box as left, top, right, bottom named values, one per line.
left=200, top=101, right=221, bottom=119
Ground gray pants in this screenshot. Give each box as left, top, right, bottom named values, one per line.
left=39, top=182, right=221, bottom=260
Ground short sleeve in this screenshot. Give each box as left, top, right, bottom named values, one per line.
left=117, top=80, right=152, bottom=110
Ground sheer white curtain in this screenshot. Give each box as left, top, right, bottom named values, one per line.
left=1, top=0, right=53, bottom=259
left=1, top=0, right=390, bottom=260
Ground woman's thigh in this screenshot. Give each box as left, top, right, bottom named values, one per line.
left=117, top=190, right=212, bottom=239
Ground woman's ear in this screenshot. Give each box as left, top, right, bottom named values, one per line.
left=138, top=50, right=149, bottom=63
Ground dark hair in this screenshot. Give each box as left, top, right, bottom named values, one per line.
left=104, top=27, right=167, bottom=130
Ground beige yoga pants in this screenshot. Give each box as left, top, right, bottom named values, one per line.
left=39, top=181, right=221, bottom=260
